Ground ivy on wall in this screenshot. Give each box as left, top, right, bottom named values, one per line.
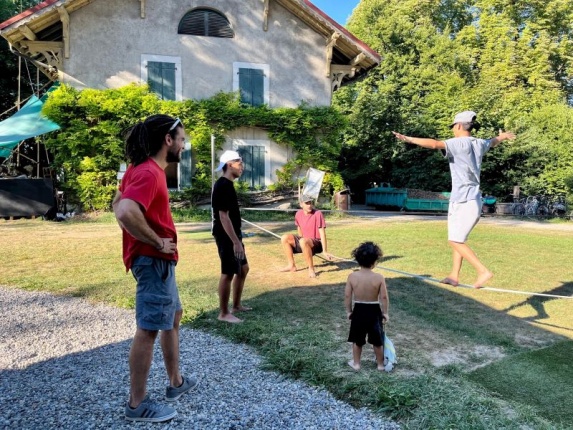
left=42, top=84, right=346, bottom=211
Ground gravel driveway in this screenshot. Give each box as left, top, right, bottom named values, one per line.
left=0, top=287, right=398, bottom=430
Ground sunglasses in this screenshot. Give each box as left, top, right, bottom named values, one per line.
left=168, top=118, right=181, bottom=132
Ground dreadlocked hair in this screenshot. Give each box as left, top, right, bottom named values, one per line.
left=351, top=241, right=383, bottom=268
left=123, top=114, right=180, bottom=166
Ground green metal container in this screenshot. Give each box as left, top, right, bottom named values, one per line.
left=365, top=183, right=407, bottom=208
left=403, top=198, right=449, bottom=211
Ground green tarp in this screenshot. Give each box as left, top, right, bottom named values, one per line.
left=0, top=86, right=60, bottom=158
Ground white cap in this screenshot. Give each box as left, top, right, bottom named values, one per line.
left=450, top=111, right=477, bottom=127
left=215, top=150, right=242, bottom=172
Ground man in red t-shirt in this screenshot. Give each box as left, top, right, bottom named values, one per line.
left=280, top=195, right=333, bottom=278
left=113, top=115, right=198, bottom=423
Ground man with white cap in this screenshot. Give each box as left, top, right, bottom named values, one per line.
left=211, top=150, right=251, bottom=323
left=392, top=111, right=515, bottom=288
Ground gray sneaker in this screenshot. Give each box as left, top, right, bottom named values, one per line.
left=165, top=375, right=199, bottom=401
left=125, top=396, right=177, bottom=422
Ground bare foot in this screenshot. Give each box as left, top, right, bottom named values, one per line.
left=473, top=271, right=493, bottom=289
left=377, top=364, right=385, bottom=372
left=217, top=313, right=243, bottom=323
left=308, top=269, right=317, bottom=278
left=232, top=305, right=252, bottom=313
left=279, top=265, right=297, bottom=272
left=440, top=277, right=459, bottom=287
left=348, top=360, right=360, bottom=371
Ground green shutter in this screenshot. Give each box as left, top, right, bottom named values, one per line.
left=237, top=145, right=265, bottom=188
left=147, top=61, right=176, bottom=101
left=238, top=69, right=252, bottom=106
left=239, top=68, right=264, bottom=107
left=180, top=149, right=192, bottom=188
left=251, top=69, right=264, bottom=107
left=237, top=146, right=252, bottom=186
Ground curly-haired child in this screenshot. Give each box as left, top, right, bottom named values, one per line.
left=344, top=241, right=389, bottom=371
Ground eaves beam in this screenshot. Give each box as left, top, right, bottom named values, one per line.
left=325, top=32, right=339, bottom=77
left=19, top=25, right=37, bottom=41
left=57, top=6, right=69, bottom=58
left=263, top=0, right=270, bottom=31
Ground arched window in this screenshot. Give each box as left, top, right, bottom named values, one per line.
left=178, top=8, right=234, bottom=38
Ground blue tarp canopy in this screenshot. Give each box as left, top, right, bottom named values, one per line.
left=0, top=85, right=60, bottom=158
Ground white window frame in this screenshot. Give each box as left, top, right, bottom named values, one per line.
left=141, top=54, right=183, bottom=101
left=233, top=62, right=270, bottom=106
left=232, top=139, right=271, bottom=186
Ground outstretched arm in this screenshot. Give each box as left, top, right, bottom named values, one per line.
left=392, top=131, right=446, bottom=150
left=490, top=130, right=516, bottom=148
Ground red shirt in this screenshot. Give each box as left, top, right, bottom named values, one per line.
left=119, top=159, right=178, bottom=270
left=295, top=209, right=326, bottom=240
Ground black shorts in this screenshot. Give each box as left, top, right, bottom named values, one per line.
left=347, top=303, right=384, bottom=347
left=292, top=236, right=323, bottom=255
left=214, top=234, right=248, bottom=276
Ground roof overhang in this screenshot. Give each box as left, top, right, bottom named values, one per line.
left=0, top=0, right=381, bottom=86
left=0, top=0, right=94, bottom=80
left=283, top=1, right=380, bottom=66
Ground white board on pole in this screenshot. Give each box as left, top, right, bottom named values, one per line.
left=302, top=167, right=325, bottom=200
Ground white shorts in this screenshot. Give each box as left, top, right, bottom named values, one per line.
left=447, top=199, right=481, bottom=243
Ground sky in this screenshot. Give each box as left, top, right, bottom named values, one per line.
left=309, top=0, right=361, bottom=25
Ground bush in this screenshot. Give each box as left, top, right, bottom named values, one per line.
left=43, top=84, right=345, bottom=211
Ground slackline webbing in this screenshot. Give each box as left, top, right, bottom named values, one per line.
left=241, top=218, right=573, bottom=300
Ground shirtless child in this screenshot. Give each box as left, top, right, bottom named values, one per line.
left=344, top=242, right=389, bottom=371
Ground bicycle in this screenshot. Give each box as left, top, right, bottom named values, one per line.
left=509, top=195, right=526, bottom=217
left=549, top=195, right=567, bottom=218
left=523, top=195, right=549, bottom=219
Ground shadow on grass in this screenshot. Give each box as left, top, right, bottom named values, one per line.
left=190, top=275, right=568, bottom=427
left=502, top=281, right=573, bottom=327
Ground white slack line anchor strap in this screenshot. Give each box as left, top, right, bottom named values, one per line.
left=240, top=218, right=573, bottom=301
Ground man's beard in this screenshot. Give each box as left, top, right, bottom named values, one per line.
left=166, top=148, right=181, bottom=163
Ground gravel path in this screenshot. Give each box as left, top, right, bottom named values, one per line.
left=0, top=287, right=398, bottom=430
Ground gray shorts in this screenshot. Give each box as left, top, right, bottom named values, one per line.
left=131, top=256, right=182, bottom=331
left=448, top=199, right=481, bottom=243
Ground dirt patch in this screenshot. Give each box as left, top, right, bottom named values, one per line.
left=513, top=332, right=555, bottom=348
left=429, top=345, right=506, bottom=370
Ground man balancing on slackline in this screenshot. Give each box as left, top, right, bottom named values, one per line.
left=392, top=111, right=515, bottom=288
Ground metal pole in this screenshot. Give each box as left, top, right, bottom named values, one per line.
left=17, top=57, right=21, bottom=110
left=37, top=141, right=40, bottom=177
left=211, top=134, right=215, bottom=189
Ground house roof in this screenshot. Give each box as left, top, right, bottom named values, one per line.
left=0, top=0, right=380, bottom=80
left=0, top=0, right=59, bottom=30
left=295, top=0, right=380, bottom=64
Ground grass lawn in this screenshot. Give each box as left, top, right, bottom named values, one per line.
left=469, top=340, right=573, bottom=427
left=2, top=214, right=572, bottom=429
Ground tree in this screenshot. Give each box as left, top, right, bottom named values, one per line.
left=335, top=0, right=573, bottom=201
